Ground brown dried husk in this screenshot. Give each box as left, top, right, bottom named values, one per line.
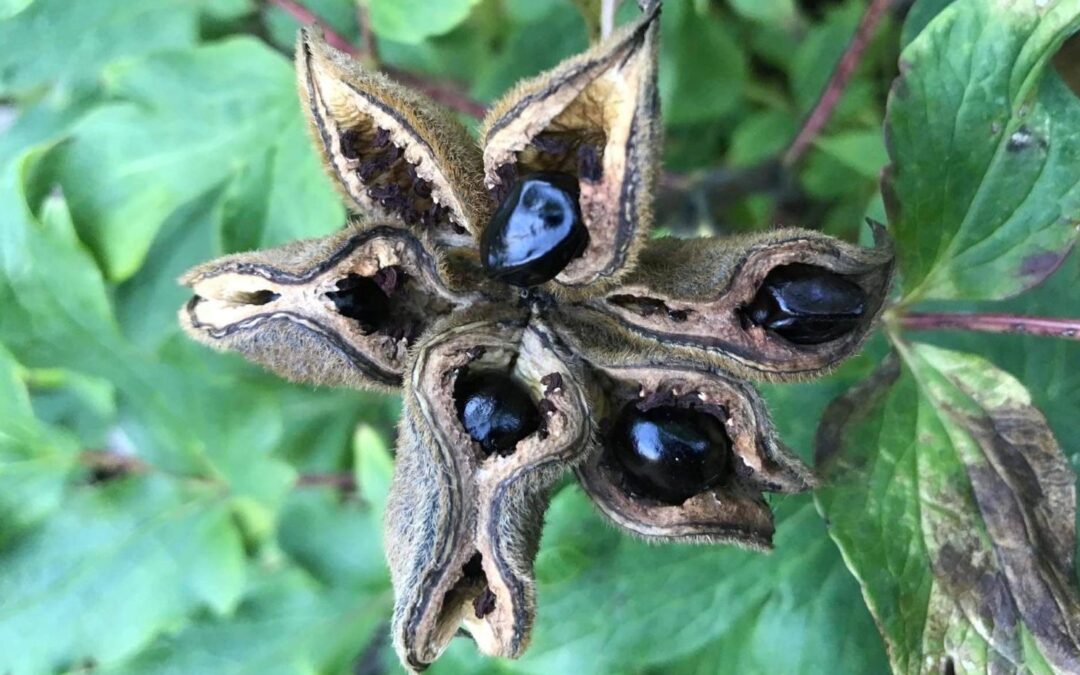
left=298, top=29, right=490, bottom=245
left=578, top=224, right=895, bottom=382
left=386, top=306, right=593, bottom=669
left=179, top=223, right=480, bottom=391
left=480, top=5, right=660, bottom=292
left=550, top=308, right=813, bottom=547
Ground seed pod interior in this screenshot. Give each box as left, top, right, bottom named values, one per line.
left=387, top=312, right=591, bottom=668
left=180, top=225, right=475, bottom=389
left=481, top=6, right=660, bottom=289
left=591, top=225, right=895, bottom=381
left=577, top=362, right=813, bottom=547
left=298, top=29, right=489, bottom=244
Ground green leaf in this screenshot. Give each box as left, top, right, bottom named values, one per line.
left=51, top=37, right=342, bottom=281
left=885, top=0, right=1080, bottom=302
left=0, top=147, right=295, bottom=524
left=448, top=490, right=887, bottom=674
left=365, top=0, right=481, bottom=44
left=815, top=343, right=1080, bottom=673
left=105, top=569, right=391, bottom=675
left=354, top=424, right=393, bottom=514
left=812, top=129, right=888, bottom=179
left=0, top=0, right=202, bottom=97
left=0, top=344, right=78, bottom=540
left=900, top=0, right=956, bottom=49
left=659, top=1, right=747, bottom=126
left=727, top=0, right=797, bottom=27
left=0, top=475, right=246, bottom=673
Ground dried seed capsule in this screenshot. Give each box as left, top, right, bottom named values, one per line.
left=298, top=30, right=489, bottom=242
left=179, top=225, right=480, bottom=391
left=455, top=371, right=541, bottom=456
left=743, top=264, right=867, bottom=345
left=387, top=311, right=591, bottom=668
left=481, top=6, right=660, bottom=289
left=480, top=173, right=589, bottom=287
left=612, top=404, right=731, bottom=504
left=586, top=224, right=895, bottom=381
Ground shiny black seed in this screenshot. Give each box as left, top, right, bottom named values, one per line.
left=744, top=264, right=867, bottom=345
left=325, top=274, right=391, bottom=334
left=480, top=172, right=590, bottom=287
left=611, top=404, right=731, bottom=504
left=454, top=372, right=540, bottom=457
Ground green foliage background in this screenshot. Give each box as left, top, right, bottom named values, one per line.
left=0, top=0, right=1077, bottom=673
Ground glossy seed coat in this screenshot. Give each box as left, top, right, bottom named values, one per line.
left=611, top=404, right=731, bottom=504
left=454, top=372, right=541, bottom=456
left=480, top=172, right=590, bottom=287
left=744, top=264, right=867, bottom=345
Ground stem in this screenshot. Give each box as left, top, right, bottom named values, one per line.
left=81, top=450, right=359, bottom=491
left=268, top=0, right=354, bottom=53
left=900, top=312, right=1080, bottom=340
left=600, top=0, right=622, bottom=39
left=266, top=0, right=486, bottom=120
left=295, top=472, right=358, bottom=492
left=782, top=0, right=894, bottom=168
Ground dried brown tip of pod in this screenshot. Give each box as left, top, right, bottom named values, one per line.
left=179, top=225, right=476, bottom=390
left=592, top=223, right=895, bottom=381
left=576, top=362, right=813, bottom=548
left=480, top=5, right=660, bottom=289
left=386, top=312, right=590, bottom=670
left=297, top=29, right=489, bottom=245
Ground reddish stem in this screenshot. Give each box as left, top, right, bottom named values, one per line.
left=268, top=0, right=354, bottom=52
left=783, top=0, right=894, bottom=167
left=900, top=313, right=1080, bottom=340
left=266, top=0, right=486, bottom=120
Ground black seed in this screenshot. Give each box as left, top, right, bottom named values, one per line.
left=325, top=274, right=391, bottom=334
left=480, top=172, right=590, bottom=287
left=611, top=404, right=731, bottom=504
left=743, top=264, right=867, bottom=345
left=339, top=128, right=362, bottom=160
left=454, top=372, right=540, bottom=457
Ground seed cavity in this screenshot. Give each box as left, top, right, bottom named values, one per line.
left=480, top=172, right=590, bottom=287
left=741, top=263, right=867, bottom=345
left=610, top=403, right=732, bottom=504
left=323, top=264, right=446, bottom=344
left=326, top=274, right=391, bottom=334
left=339, top=124, right=453, bottom=229
left=454, top=371, right=540, bottom=457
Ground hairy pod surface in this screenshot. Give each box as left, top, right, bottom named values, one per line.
left=298, top=29, right=490, bottom=245
left=386, top=308, right=592, bottom=669
left=583, top=223, right=895, bottom=381
left=179, top=224, right=480, bottom=390
left=481, top=6, right=660, bottom=291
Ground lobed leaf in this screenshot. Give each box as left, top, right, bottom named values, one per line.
left=816, top=342, right=1080, bottom=674
left=885, top=0, right=1080, bottom=302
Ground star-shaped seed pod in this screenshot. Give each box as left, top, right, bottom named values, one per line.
left=179, top=4, right=894, bottom=671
